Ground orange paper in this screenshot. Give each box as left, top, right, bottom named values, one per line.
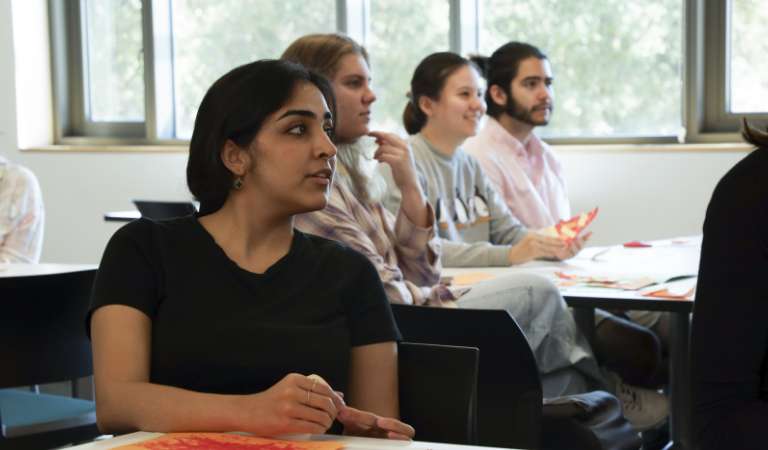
left=642, top=287, right=695, bottom=300
left=448, top=272, right=498, bottom=286
left=114, top=433, right=345, bottom=450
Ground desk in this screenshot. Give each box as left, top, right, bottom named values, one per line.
left=104, top=210, right=141, bottom=222
left=0, top=263, right=97, bottom=278
left=67, top=432, right=520, bottom=450
left=442, top=237, right=700, bottom=450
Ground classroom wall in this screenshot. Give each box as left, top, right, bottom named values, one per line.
left=0, top=4, right=747, bottom=264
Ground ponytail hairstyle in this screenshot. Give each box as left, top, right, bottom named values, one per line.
left=187, top=59, right=335, bottom=215
left=403, top=52, right=477, bottom=134
left=742, top=118, right=768, bottom=149
left=483, top=42, right=547, bottom=119
left=469, top=54, right=490, bottom=78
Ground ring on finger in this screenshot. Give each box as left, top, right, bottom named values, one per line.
left=306, top=378, right=318, bottom=405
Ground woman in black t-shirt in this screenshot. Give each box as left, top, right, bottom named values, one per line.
left=692, top=120, right=768, bottom=450
left=89, top=60, right=413, bottom=439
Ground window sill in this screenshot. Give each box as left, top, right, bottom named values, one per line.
left=20, top=142, right=753, bottom=154
left=20, top=144, right=189, bottom=153
left=551, top=142, right=752, bottom=153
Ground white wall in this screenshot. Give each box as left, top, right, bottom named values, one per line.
left=0, top=3, right=747, bottom=264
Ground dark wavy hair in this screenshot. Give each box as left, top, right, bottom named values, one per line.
left=474, top=42, right=547, bottom=119
left=742, top=118, right=768, bottom=149
left=186, top=59, right=336, bottom=215
left=403, top=52, right=476, bottom=135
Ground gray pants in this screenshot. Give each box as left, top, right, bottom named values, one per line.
left=456, top=272, right=605, bottom=397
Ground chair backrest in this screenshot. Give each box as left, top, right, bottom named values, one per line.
left=0, top=269, right=98, bottom=388
left=392, top=304, right=542, bottom=449
left=132, top=200, right=196, bottom=220
left=398, top=341, right=479, bottom=445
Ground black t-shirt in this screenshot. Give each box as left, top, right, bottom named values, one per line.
left=692, top=147, right=768, bottom=450
left=89, top=215, right=400, bottom=397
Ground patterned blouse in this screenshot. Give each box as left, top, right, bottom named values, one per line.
left=295, top=169, right=450, bottom=306
left=0, top=157, right=44, bottom=263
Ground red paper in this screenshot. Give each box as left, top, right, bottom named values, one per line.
left=623, top=241, right=652, bottom=248
left=114, top=434, right=345, bottom=450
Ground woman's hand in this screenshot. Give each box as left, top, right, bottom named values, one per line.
left=508, top=231, right=592, bottom=264
left=555, top=231, right=591, bottom=260
left=368, top=130, right=430, bottom=228
left=237, top=373, right=344, bottom=436
left=338, top=406, right=416, bottom=440
left=507, top=231, right=569, bottom=264
left=368, top=131, right=421, bottom=194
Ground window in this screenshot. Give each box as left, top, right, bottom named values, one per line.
left=480, top=0, right=683, bottom=139
left=170, top=0, right=336, bottom=138
left=368, top=0, right=450, bottom=131
left=49, top=0, right=768, bottom=145
left=728, top=0, right=768, bottom=114
left=83, top=0, right=144, bottom=122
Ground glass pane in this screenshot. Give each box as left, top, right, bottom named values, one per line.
left=84, top=0, right=145, bottom=122
left=480, top=0, right=683, bottom=138
left=369, top=0, right=450, bottom=131
left=729, top=0, right=768, bottom=113
left=171, top=0, right=336, bottom=139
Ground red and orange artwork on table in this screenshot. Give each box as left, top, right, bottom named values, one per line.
left=114, top=433, right=345, bottom=450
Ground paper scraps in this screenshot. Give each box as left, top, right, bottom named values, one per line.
left=554, top=271, right=656, bottom=290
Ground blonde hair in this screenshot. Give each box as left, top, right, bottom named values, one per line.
left=281, top=34, right=369, bottom=80
left=282, top=34, right=380, bottom=203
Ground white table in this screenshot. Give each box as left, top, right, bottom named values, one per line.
left=67, top=432, right=520, bottom=450
left=0, top=263, right=97, bottom=278
left=443, top=237, right=700, bottom=450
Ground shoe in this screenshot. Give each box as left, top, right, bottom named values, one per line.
left=610, top=374, right=669, bottom=432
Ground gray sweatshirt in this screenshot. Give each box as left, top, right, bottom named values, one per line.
left=381, top=133, right=528, bottom=267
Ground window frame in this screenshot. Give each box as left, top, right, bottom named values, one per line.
left=698, top=0, right=768, bottom=135
left=49, top=0, right=764, bottom=146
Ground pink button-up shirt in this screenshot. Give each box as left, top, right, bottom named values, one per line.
left=464, top=117, right=570, bottom=229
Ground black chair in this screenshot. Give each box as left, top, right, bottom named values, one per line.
left=132, top=200, right=196, bottom=220
left=0, top=269, right=100, bottom=450
left=398, top=341, right=479, bottom=444
left=392, top=305, right=542, bottom=449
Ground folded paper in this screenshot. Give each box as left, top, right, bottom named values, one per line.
left=543, top=207, right=599, bottom=244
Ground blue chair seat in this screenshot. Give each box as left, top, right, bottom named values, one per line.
left=0, top=389, right=95, bottom=438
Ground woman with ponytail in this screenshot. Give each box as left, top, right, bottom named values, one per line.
left=284, top=36, right=608, bottom=399
left=385, top=52, right=669, bottom=431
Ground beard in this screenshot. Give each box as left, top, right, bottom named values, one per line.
left=505, top=97, right=553, bottom=126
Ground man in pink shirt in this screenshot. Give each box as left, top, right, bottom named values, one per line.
left=465, top=43, right=568, bottom=229
left=466, top=42, right=672, bottom=435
